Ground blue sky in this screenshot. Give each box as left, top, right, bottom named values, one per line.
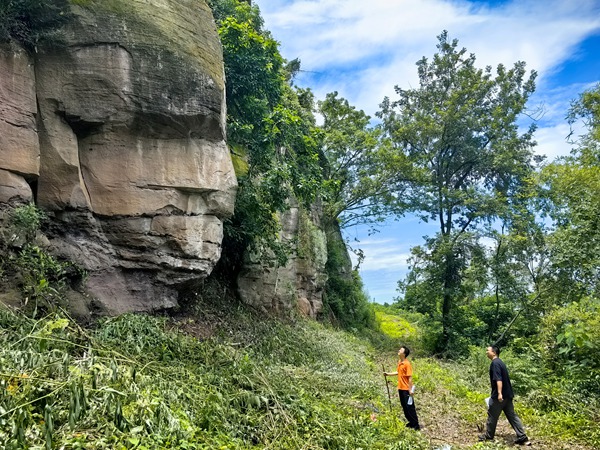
left=253, top=0, right=600, bottom=303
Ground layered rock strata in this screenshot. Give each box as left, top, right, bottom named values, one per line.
left=0, top=0, right=236, bottom=313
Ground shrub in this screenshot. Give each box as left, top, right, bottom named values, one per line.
left=0, top=0, right=71, bottom=51
left=539, top=296, right=600, bottom=395
left=1, top=204, right=85, bottom=314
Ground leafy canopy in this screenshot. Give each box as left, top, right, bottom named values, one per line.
left=380, top=31, right=538, bottom=351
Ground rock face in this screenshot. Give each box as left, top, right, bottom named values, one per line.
left=237, top=201, right=328, bottom=318
left=0, top=0, right=236, bottom=313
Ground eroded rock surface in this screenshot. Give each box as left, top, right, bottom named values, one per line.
left=0, top=0, right=236, bottom=314
left=237, top=201, right=327, bottom=318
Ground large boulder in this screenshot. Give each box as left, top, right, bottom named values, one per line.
left=0, top=0, right=236, bottom=314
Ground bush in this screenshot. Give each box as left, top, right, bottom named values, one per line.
left=0, top=0, right=71, bottom=50
left=539, top=297, right=600, bottom=396
left=1, top=204, right=85, bottom=314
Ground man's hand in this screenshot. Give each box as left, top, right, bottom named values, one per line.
left=383, top=372, right=388, bottom=377
left=498, top=394, right=503, bottom=402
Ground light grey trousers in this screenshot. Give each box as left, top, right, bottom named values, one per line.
left=485, top=397, right=527, bottom=440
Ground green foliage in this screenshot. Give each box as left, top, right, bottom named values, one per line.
left=208, top=0, right=323, bottom=272
left=0, top=0, right=71, bottom=50
left=321, top=224, right=376, bottom=330
left=318, top=92, right=400, bottom=229
left=373, top=305, right=417, bottom=341
left=15, top=244, right=72, bottom=310
left=539, top=297, right=600, bottom=395
left=0, top=205, right=85, bottom=314
left=7, top=203, right=46, bottom=243
left=0, top=307, right=432, bottom=449
left=539, top=87, right=600, bottom=298
left=381, top=31, right=538, bottom=351
left=398, top=231, right=491, bottom=353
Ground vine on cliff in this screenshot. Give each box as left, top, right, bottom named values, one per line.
left=208, top=0, right=322, bottom=271
left=0, top=0, right=71, bottom=51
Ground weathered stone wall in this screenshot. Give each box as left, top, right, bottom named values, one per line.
left=0, top=42, right=38, bottom=204
left=237, top=200, right=328, bottom=318
left=0, top=0, right=237, bottom=314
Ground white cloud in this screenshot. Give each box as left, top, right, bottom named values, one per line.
left=253, top=0, right=600, bottom=301
left=534, top=123, right=573, bottom=162
left=348, top=237, right=411, bottom=271
left=256, top=0, right=600, bottom=118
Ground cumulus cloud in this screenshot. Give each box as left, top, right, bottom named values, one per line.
left=256, top=0, right=600, bottom=119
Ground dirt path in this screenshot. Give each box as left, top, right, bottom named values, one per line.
left=413, top=388, right=596, bottom=450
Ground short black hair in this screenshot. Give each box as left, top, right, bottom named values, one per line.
left=489, top=344, right=500, bottom=356
left=400, top=345, right=410, bottom=357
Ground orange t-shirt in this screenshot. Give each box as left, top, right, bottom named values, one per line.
left=397, top=359, right=413, bottom=391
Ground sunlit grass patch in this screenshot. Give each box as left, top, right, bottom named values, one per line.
left=375, top=309, right=417, bottom=340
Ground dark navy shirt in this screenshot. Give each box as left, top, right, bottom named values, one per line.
left=489, top=357, right=514, bottom=400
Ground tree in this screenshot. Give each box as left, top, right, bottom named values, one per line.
left=482, top=217, right=552, bottom=344
left=540, top=84, right=600, bottom=298
left=379, top=31, right=538, bottom=352
left=318, top=92, right=407, bottom=230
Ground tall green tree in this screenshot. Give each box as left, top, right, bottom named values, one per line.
left=540, top=84, right=600, bottom=298
left=379, top=31, right=538, bottom=351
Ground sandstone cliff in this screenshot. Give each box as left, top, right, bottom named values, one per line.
left=237, top=200, right=328, bottom=318
left=0, top=0, right=237, bottom=314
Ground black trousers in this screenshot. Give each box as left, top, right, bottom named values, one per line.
left=398, top=389, right=420, bottom=430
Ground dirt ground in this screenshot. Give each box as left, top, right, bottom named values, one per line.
left=401, top=387, right=596, bottom=450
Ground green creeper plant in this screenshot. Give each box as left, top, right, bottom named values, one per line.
left=0, top=0, right=71, bottom=51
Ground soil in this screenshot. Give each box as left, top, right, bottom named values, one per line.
left=410, top=388, right=596, bottom=450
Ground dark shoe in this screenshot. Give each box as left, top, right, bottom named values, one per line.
left=515, top=436, right=531, bottom=446
left=478, top=434, right=493, bottom=442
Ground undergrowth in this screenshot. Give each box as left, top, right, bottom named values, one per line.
left=1, top=295, right=598, bottom=449
left=0, top=305, right=429, bottom=449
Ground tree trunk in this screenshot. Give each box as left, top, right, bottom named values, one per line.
left=439, top=247, right=457, bottom=353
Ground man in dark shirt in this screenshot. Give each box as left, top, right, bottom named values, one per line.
left=479, top=345, right=531, bottom=445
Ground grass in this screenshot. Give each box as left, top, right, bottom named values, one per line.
left=0, top=304, right=430, bottom=449
left=0, top=301, right=597, bottom=449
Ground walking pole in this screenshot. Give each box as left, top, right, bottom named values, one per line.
left=382, top=364, right=393, bottom=413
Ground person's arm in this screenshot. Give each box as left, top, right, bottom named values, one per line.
left=384, top=371, right=398, bottom=377
left=407, top=375, right=414, bottom=394
left=497, top=380, right=503, bottom=401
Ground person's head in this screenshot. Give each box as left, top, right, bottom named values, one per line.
left=486, top=345, right=500, bottom=360
left=398, top=346, right=410, bottom=359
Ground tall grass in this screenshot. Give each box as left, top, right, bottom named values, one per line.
left=0, top=306, right=430, bottom=449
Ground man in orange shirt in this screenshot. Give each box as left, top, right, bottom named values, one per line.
left=384, top=345, right=420, bottom=430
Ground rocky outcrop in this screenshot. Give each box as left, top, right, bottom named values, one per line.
left=237, top=201, right=328, bottom=318
left=0, top=42, right=38, bottom=204
left=0, top=0, right=236, bottom=314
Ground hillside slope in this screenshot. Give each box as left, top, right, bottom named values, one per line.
left=0, top=303, right=597, bottom=449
